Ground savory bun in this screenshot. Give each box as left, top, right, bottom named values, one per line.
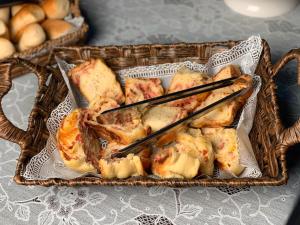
left=41, top=0, right=70, bottom=19
left=167, top=67, right=209, bottom=112
left=41, top=19, right=75, bottom=40
left=11, top=4, right=45, bottom=40
left=191, top=74, right=252, bottom=128
left=142, top=105, right=187, bottom=133
left=152, top=145, right=201, bottom=179
left=213, top=65, right=241, bottom=81
left=68, top=58, right=125, bottom=104
left=0, top=38, right=15, bottom=59
left=0, top=20, right=9, bottom=39
left=11, top=4, right=26, bottom=17
left=89, top=97, right=119, bottom=114
left=16, top=23, right=46, bottom=51
left=0, top=7, right=9, bottom=24
left=56, top=109, right=101, bottom=174
left=87, top=108, right=149, bottom=145
left=125, top=77, right=164, bottom=104
left=202, top=128, right=245, bottom=176
left=175, top=129, right=214, bottom=176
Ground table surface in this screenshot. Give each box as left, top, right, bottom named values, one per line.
left=1, top=0, right=300, bottom=224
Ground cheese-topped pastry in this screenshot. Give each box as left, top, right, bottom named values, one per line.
left=68, top=59, right=125, bottom=103
left=125, top=77, right=164, bottom=104
left=87, top=107, right=150, bottom=145
left=202, top=128, right=244, bottom=176
left=56, top=109, right=101, bottom=173
left=142, top=105, right=187, bottom=133
left=191, top=74, right=252, bottom=128
left=167, top=67, right=209, bottom=112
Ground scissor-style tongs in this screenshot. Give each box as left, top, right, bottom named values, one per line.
left=101, top=76, right=252, bottom=158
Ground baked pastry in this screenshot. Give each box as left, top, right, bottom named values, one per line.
left=0, top=38, right=15, bottom=59
left=152, top=128, right=214, bottom=178
left=202, top=128, right=245, bottom=176
left=0, top=20, right=9, bottom=39
left=0, top=7, right=9, bottom=24
left=175, top=129, right=214, bottom=176
left=11, top=4, right=45, bottom=40
left=191, top=74, right=252, bottom=128
left=41, top=19, right=75, bottom=40
left=125, top=77, right=164, bottom=104
left=89, top=97, right=119, bottom=114
left=68, top=59, right=125, bottom=103
left=213, top=65, right=241, bottom=81
left=41, top=0, right=70, bottom=19
left=56, top=109, right=102, bottom=173
left=11, top=4, right=26, bottom=17
left=167, top=67, right=209, bottom=112
left=87, top=107, right=150, bottom=145
left=16, top=23, right=46, bottom=51
left=142, top=105, right=187, bottom=133
left=99, top=142, right=151, bottom=179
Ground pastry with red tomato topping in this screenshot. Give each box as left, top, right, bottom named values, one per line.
left=56, top=109, right=102, bottom=173
left=68, top=58, right=125, bottom=104
left=125, top=77, right=164, bottom=104
left=202, top=128, right=244, bottom=176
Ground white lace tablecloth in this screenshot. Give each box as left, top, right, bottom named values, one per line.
left=1, top=0, right=300, bottom=224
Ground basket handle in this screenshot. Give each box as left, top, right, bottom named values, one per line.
left=272, top=49, right=300, bottom=153
left=0, top=58, right=48, bottom=147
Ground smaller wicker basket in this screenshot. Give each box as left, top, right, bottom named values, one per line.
left=7, top=0, right=89, bottom=78
left=0, top=40, right=299, bottom=187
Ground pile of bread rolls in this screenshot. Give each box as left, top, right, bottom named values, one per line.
left=0, top=0, right=76, bottom=60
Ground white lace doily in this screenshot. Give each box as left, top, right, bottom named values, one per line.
left=23, top=35, right=263, bottom=180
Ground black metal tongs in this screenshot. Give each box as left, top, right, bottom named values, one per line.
left=103, top=76, right=252, bottom=158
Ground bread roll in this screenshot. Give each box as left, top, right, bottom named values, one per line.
left=41, top=19, right=75, bottom=40
left=41, top=0, right=70, bottom=19
left=167, top=67, right=210, bottom=112
left=125, top=78, right=164, bottom=104
left=0, top=7, right=9, bottom=24
left=68, top=59, right=125, bottom=104
left=11, top=4, right=45, bottom=40
left=0, top=38, right=15, bottom=59
left=56, top=109, right=102, bottom=174
left=0, top=20, right=9, bottom=39
left=16, top=23, right=46, bottom=51
left=11, top=4, right=26, bottom=17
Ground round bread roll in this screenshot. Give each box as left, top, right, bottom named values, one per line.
left=11, top=4, right=45, bottom=40
left=0, top=7, right=9, bottom=24
left=41, top=19, right=75, bottom=40
left=41, top=0, right=70, bottom=19
left=11, top=4, right=26, bottom=17
left=0, top=20, right=9, bottom=39
left=0, top=38, right=15, bottom=59
left=16, top=23, right=46, bottom=51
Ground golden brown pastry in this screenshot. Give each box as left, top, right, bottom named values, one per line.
left=68, top=59, right=125, bottom=104
left=125, top=77, right=164, bottom=104
left=0, top=7, right=9, bottom=24
left=202, top=128, right=245, bottom=176
left=142, top=105, right=187, bottom=133
left=89, top=97, right=119, bottom=114
left=16, top=23, right=46, bottom=51
left=191, top=74, right=252, bottom=128
left=41, top=19, right=75, bottom=40
left=87, top=107, right=150, bottom=145
left=167, top=67, right=209, bottom=112
left=0, top=20, right=9, bottom=39
left=98, top=142, right=151, bottom=179
left=0, top=38, right=15, bottom=59
left=213, top=65, right=241, bottom=81
left=41, top=0, right=70, bottom=19
left=56, top=109, right=102, bottom=174
left=11, top=4, right=45, bottom=40
left=11, top=4, right=26, bottom=17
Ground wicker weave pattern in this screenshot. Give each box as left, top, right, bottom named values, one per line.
left=0, top=40, right=299, bottom=187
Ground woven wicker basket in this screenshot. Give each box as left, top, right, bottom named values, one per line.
left=7, top=0, right=89, bottom=78
left=0, top=40, right=299, bottom=187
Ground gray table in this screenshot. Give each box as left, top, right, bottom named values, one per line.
left=1, top=0, right=300, bottom=224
